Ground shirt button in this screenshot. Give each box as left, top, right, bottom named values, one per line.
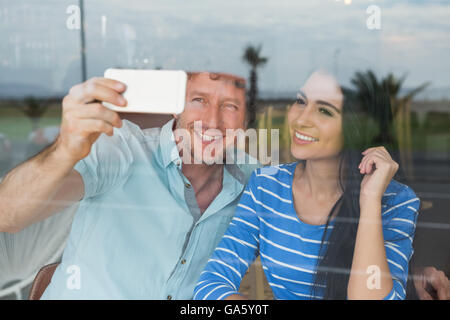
left=167, top=295, right=172, bottom=300
left=185, top=183, right=191, bottom=189
left=181, top=259, right=186, bottom=265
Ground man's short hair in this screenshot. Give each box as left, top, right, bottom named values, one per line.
left=186, top=71, right=246, bottom=90
left=186, top=71, right=248, bottom=125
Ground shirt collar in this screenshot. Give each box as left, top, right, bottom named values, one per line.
left=159, top=118, right=182, bottom=168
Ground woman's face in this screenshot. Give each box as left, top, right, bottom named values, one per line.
left=287, top=71, right=344, bottom=161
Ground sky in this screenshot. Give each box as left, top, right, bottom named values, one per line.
left=1, top=0, right=449, bottom=99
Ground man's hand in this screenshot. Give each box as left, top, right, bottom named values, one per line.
left=56, top=77, right=127, bottom=163
left=0, top=77, right=128, bottom=232
left=414, top=267, right=450, bottom=300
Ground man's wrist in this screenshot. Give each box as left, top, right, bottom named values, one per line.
left=43, top=141, right=80, bottom=169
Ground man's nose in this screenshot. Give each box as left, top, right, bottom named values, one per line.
left=202, top=101, right=220, bottom=129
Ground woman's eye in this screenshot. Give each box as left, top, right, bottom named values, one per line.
left=319, top=107, right=333, bottom=117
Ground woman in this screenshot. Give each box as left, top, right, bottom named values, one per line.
left=193, top=70, right=420, bottom=300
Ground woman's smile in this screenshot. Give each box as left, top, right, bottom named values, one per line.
left=293, top=131, right=319, bottom=145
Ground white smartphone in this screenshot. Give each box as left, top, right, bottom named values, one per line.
left=103, top=68, right=187, bottom=114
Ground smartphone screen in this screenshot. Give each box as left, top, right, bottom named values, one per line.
left=103, top=68, right=187, bottom=114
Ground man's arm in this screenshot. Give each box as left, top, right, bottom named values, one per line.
left=0, top=77, right=127, bottom=233
left=0, top=145, right=83, bottom=233
left=414, top=267, right=450, bottom=300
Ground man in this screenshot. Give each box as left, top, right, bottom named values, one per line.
left=409, top=266, right=450, bottom=300
left=1, top=72, right=447, bottom=300
left=0, top=72, right=258, bottom=299
left=0, top=133, right=12, bottom=176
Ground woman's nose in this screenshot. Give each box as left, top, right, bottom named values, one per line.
left=294, top=105, right=315, bottom=127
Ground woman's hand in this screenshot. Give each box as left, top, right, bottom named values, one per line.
left=358, top=146, right=399, bottom=207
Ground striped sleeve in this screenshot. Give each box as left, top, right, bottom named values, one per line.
left=193, top=171, right=260, bottom=300
left=381, top=185, right=420, bottom=300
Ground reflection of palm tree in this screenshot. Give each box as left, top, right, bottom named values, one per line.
left=351, top=70, right=430, bottom=181
left=242, top=44, right=268, bottom=127
left=351, top=70, right=394, bottom=148
left=381, top=72, right=430, bottom=118
left=20, top=96, right=49, bottom=131
left=383, top=73, right=429, bottom=181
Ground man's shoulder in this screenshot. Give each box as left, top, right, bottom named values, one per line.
left=120, top=119, right=162, bottom=142
left=94, top=119, right=162, bottom=151
left=233, top=151, right=261, bottom=182
left=77, top=119, right=165, bottom=171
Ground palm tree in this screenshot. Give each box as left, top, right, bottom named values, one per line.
left=350, top=70, right=430, bottom=181
left=382, top=73, right=430, bottom=181
left=242, top=44, right=268, bottom=128
left=351, top=70, right=395, bottom=148
left=20, top=96, right=49, bottom=131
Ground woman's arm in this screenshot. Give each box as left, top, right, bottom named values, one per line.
left=347, top=200, right=393, bottom=299
left=225, top=294, right=250, bottom=300
left=347, top=146, right=419, bottom=300
left=193, top=172, right=261, bottom=300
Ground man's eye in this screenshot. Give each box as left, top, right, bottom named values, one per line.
left=295, top=98, right=306, bottom=106
left=193, top=97, right=204, bottom=103
left=224, top=104, right=238, bottom=110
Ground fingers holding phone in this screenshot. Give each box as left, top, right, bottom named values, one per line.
left=55, top=69, right=187, bottom=164
left=56, top=77, right=128, bottom=163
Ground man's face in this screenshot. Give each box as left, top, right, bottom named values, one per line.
left=174, top=72, right=246, bottom=165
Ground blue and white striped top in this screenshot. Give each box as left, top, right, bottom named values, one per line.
left=193, top=162, right=420, bottom=300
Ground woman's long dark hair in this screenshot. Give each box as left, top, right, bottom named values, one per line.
left=309, top=74, right=395, bottom=299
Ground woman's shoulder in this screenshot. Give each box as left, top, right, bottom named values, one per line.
left=250, top=162, right=298, bottom=185
left=383, top=180, right=419, bottom=202
left=381, top=179, right=420, bottom=219
left=381, top=180, right=420, bottom=241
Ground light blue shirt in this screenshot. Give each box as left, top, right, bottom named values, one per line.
left=41, top=119, right=257, bottom=299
